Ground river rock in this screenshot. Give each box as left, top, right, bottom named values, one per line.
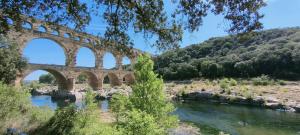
left=168, top=123, right=200, bottom=135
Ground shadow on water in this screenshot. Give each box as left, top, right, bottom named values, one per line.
left=31, top=95, right=300, bottom=135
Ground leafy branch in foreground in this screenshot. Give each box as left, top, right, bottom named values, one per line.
left=0, top=35, right=27, bottom=84
left=1, top=0, right=266, bottom=51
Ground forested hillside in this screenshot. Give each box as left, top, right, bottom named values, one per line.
left=154, top=27, right=300, bottom=80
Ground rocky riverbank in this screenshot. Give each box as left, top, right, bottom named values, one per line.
left=165, top=80, right=300, bottom=113
left=31, top=80, right=300, bottom=113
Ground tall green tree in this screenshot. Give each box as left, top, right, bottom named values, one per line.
left=0, top=36, right=27, bottom=84
left=111, top=54, right=177, bottom=135
left=1, top=0, right=266, bottom=51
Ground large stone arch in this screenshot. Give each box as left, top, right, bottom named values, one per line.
left=21, top=37, right=68, bottom=64
left=17, top=68, right=69, bottom=91
left=76, top=71, right=100, bottom=90
left=102, top=72, right=121, bottom=87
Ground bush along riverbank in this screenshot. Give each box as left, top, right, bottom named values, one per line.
left=166, top=76, right=300, bottom=113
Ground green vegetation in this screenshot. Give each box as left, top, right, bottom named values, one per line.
left=252, top=75, right=273, bottom=86
left=34, top=90, right=118, bottom=135
left=1, top=1, right=265, bottom=50
left=111, top=54, right=178, bottom=135
left=154, top=27, right=300, bottom=80
left=0, top=54, right=177, bottom=135
left=39, top=73, right=55, bottom=84
left=0, top=36, right=27, bottom=84
left=76, top=74, right=88, bottom=84
left=0, top=82, right=53, bottom=133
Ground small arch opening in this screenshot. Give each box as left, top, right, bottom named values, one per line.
left=7, top=18, right=14, bottom=25
left=51, top=29, right=59, bottom=36
left=64, top=33, right=71, bottom=38
left=103, top=75, right=111, bottom=89
left=38, top=26, right=47, bottom=32
left=74, top=36, right=81, bottom=41
left=22, top=21, right=32, bottom=29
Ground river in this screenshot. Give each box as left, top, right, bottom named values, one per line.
left=31, top=95, right=300, bottom=135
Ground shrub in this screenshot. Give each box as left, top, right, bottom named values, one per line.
left=120, top=110, right=164, bottom=135
left=229, top=78, right=238, bottom=86
left=220, top=78, right=229, bottom=90
left=36, top=90, right=119, bottom=135
left=252, top=75, right=271, bottom=86
left=0, top=83, right=53, bottom=133
left=277, top=80, right=287, bottom=85
left=110, top=93, right=131, bottom=122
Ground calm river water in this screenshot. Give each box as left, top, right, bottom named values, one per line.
left=31, top=95, right=300, bottom=135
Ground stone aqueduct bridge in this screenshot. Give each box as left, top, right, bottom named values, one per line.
left=7, top=17, right=141, bottom=91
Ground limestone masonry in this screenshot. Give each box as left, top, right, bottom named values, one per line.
left=7, top=16, right=141, bottom=91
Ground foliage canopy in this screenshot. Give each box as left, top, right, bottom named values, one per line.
left=1, top=0, right=266, bottom=50
left=111, top=54, right=178, bottom=135
left=154, top=27, right=300, bottom=80
left=0, top=36, right=27, bottom=84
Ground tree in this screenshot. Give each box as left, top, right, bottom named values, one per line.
left=200, top=60, right=223, bottom=78
left=1, top=0, right=266, bottom=51
left=111, top=54, right=178, bottom=135
left=0, top=36, right=27, bottom=84
left=39, top=73, right=55, bottom=84
left=76, top=74, right=87, bottom=84
left=154, top=27, right=300, bottom=80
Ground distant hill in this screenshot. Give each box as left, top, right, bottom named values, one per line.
left=153, top=27, right=300, bottom=80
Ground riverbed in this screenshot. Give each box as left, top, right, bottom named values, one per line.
left=31, top=95, right=300, bottom=135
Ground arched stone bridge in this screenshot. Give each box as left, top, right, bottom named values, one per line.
left=6, top=16, right=141, bottom=91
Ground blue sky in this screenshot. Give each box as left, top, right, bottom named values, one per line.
left=24, top=0, right=300, bottom=80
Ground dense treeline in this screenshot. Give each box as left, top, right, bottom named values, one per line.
left=154, top=27, right=300, bottom=80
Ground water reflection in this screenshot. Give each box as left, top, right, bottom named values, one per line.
left=31, top=96, right=300, bottom=135
left=31, top=95, right=109, bottom=111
